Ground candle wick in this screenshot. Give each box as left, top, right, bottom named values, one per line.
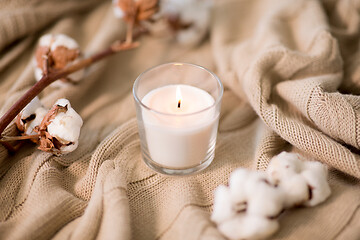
left=178, top=100, right=181, bottom=108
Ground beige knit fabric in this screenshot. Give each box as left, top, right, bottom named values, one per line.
left=0, top=0, right=360, bottom=239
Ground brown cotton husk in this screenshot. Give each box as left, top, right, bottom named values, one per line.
left=35, top=45, right=80, bottom=71
left=51, top=47, right=80, bottom=69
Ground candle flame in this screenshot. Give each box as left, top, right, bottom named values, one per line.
left=176, top=86, right=182, bottom=108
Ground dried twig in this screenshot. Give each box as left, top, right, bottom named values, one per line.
left=0, top=135, right=40, bottom=142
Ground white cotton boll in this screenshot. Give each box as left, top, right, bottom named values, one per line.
left=302, top=171, right=331, bottom=207
left=268, top=152, right=331, bottom=208
left=229, top=168, right=249, bottom=203
left=267, top=152, right=309, bottom=207
left=303, top=160, right=328, bottom=176
left=34, top=34, right=83, bottom=87
left=211, top=152, right=331, bottom=240
left=218, top=215, right=279, bottom=240
left=244, top=172, right=284, bottom=217
left=47, top=110, right=82, bottom=144
left=160, top=0, right=213, bottom=47
left=278, top=174, right=309, bottom=208
left=211, top=185, right=235, bottom=224
left=267, top=152, right=303, bottom=183
left=301, top=162, right=331, bottom=207
left=267, top=152, right=309, bottom=208
left=47, top=99, right=83, bottom=152
left=175, top=2, right=210, bottom=47
left=246, top=188, right=284, bottom=218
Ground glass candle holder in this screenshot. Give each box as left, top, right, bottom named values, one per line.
left=133, top=62, right=223, bottom=175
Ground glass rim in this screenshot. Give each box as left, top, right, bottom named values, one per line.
left=133, top=62, right=224, bottom=117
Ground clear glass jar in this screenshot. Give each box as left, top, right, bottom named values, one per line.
left=133, top=63, right=223, bottom=175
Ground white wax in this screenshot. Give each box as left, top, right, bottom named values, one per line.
left=141, top=84, right=219, bottom=169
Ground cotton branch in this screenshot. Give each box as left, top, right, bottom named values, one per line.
left=0, top=0, right=159, bottom=153
left=0, top=1, right=156, bottom=144
left=0, top=41, right=138, bottom=139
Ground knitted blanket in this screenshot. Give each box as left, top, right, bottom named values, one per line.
left=0, top=0, right=359, bottom=239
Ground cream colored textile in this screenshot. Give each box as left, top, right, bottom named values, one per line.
left=0, top=0, right=360, bottom=239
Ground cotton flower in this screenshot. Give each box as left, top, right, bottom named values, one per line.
left=33, top=34, right=84, bottom=87
left=142, top=0, right=213, bottom=47
left=212, top=170, right=283, bottom=240
left=212, top=152, right=331, bottom=240
left=267, top=152, right=309, bottom=207
left=243, top=174, right=284, bottom=218
left=267, top=152, right=331, bottom=207
left=160, top=0, right=213, bottom=47
left=229, top=169, right=284, bottom=218
left=228, top=168, right=250, bottom=203
left=211, top=185, right=236, bottom=224
left=45, top=99, right=83, bottom=153
left=112, top=0, right=212, bottom=47
left=15, top=97, right=83, bottom=154
left=301, top=161, right=331, bottom=207
left=16, top=97, right=47, bottom=136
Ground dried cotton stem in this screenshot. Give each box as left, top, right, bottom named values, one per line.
left=0, top=42, right=137, bottom=139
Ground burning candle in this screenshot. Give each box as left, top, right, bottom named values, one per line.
left=133, top=63, right=223, bottom=175
left=141, top=84, right=217, bottom=169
